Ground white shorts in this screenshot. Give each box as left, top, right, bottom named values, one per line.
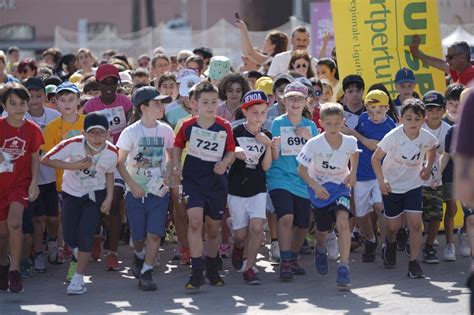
left=354, top=180, right=383, bottom=217
left=266, top=192, right=275, bottom=214
left=114, top=169, right=125, bottom=189
left=228, top=193, right=267, bottom=230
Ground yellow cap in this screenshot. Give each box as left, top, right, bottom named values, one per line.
left=365, top=89, right=389, bottom=106
left=69, top=72, right=83, bottom=84
left=255, top=76, right=273, bottom=95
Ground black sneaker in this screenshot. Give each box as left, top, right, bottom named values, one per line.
left=407, top=260, right=425, bottom=279
left=466, top=273, right=474, bottom=315
left=185, top=269, right=205, bottom=290
left=279, top=260, right=293, bottom=281
left=205, top=265, right=225, bottom=286
left=138, top=269, right=157, bottom=291
left=396, top=229, right=408, bottom=251
left=131, top=255, right=144, bottom=279
left=299, top=239, right=312, bottom=255
left=381, top=240, right=397, bottom=268
left=422, top=246, right=439, bottom=264
left=362, top=239, right=377, bottom=263
left=231, top=245, right=244, bottom=270
left=290, top=259, right=306, bottom=275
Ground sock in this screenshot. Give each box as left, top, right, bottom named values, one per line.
left=141, top=263, right=153, bottom=274
left=271, top=238, right=278, bottom=243
left=338, top=261, right=349, bottom=269
left=290, top=251, right=298, bottom=260
left=280, top=250, right=291, bottom=261
left=72, top=248, right=78, bottom=261
left=316, top=245, right=327, bottom=254
left=191, top=257, right=203, bottom=270
left=135, top=250, right=145, bottom=260
left=368, top=236, right=377, bottom=243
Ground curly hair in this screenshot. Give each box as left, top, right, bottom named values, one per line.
left=217, top=73, right=250, bottom=101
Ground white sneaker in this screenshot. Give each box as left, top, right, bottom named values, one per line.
left=48, top=241, right=59, bottom=264
left=443, top=243, right=456, bottom=261
left=326, top=231, right=340, bottom=260
left=67, top=275, right=87, bottom=295
left=458, top=230, right=471, bottom=257
left=269, top=240, right=280, bottom=262
left=34, top=252, right=46, bottom=272
left=238, top=259, right=259, bottom=274
left=433, top=237, right=439, bottom=246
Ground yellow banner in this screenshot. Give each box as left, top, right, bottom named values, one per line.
left=330, top=0, right=446, bottom=97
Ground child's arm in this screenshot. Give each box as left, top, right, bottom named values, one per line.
left=28, top=151, right=41, bottom=201
left=100, top=172, right=114, bottom=215
left=271, top=136, right=280, bottom=160
left=297, top=164, right=329, bottom=199
left=117, top=148, right=145, bottom=198
left=163, top=148, right=177, bottom=187
left=440, top=151, right=451, bottom=174
left=347, top=128, right=379, bottom=151
left=344, top=151, right=359, bottom=188
left=41, top=154, right=93, bottom=170
left=172, top=147, right=183, bottom=178
left=371, top=147, right=391, bottom=195
left=420, top=146, right=437, bottom=181
left=214, top=151, right=235, bottom=175
left=255, top=132, right=273, bottom=171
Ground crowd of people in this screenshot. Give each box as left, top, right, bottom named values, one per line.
left=1, top=19, right=474, bottom=301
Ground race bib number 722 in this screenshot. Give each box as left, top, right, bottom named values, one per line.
left=188, top=127, right=227, bottom=162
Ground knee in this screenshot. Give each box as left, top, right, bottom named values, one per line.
left=7, top=219, right=21, bottom=231
left=278, top=215, right=293, bottom=227
left=408, top=221, right=422, bottom=233
left=147, top=233, right=161, bottom=243
left=249, top=222, right=263, bottom=236
left=206, top=226, right=219, bottom=240
left=336, top=218, right=350, bottom=232
left=188, top=218, right=202, bottom=232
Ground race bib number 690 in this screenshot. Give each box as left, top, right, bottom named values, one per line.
left=280, top=126, right=310, bottom=156
left=188, top=127, right=227, bottom=162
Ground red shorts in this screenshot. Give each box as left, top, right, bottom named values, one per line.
left=0, top=187, right=29, bottom=221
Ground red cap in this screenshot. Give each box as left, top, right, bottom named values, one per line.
left=96, top=64, right=120, bottom=82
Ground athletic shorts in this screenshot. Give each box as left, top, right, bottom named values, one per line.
left=182, top=178, right=227, bottom=221
left=126, top=192, right=169, bottom=241
left=30, top=182, right=59, bottom=217
left=228, top=193, right=266, bottom=230
left=22, top=203, right=34, bottom=234
left=266, top=192, right=275, bottom=214
left=269, top=189, right=311, bottom=229
left=313, top=195, right=352, bottom=232
left=442, top=182, right=454, bottom=202
left=382, top=187, right=423, bottom=219
left=0, top=186, right=29, bottom=221
left=354, top=180, right=383, bottom=218
left=422, top=186, right=443, bottom=222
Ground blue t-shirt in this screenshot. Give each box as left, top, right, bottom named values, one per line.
left=267, top=114, right=318, bottom=198
left=355, top=112, right=396, bottom=181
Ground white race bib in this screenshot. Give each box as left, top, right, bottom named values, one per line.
left=344, top=112, right=359, bottom=129
left=0, top=152, right=14, bottom=173
left=101, top=107, right=126, bottom=135
left=280, top=126, right=309, bottom=156
left=147, top=175, right=168, bottom=197
left=237, top=137, right=265, bottom=165
left=188, top=127, right=227, bottom=162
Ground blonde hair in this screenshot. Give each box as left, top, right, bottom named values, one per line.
left=320, top=102, right=344, bottom=119
left=74, top=48, right=97, bottom=69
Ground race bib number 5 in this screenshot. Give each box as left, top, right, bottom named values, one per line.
left=188, top=127, right=227, bottom=162
left=101, top=107, right=126, bottom=134
left=280, top=126, right=309, bottom=156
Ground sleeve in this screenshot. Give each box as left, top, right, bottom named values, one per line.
left=297, top=138, right=316, bottom=167
left=30, top=124, right=45, bottom=153
left=163, top=125, right=175, bottom=150
left=428, top=131, right=439, bottom=148
left=44, top=140, right=72, bottom=161
left=445, top=126, right=453, bottom=153
left=349, top=136, right=360, bottom=154
left=377, top=131, right=394, bottom=154
left=41, top=122, right=55, bottom=152
left=115, top=127, right=133, bottom=151
left=223, top=121, right=236, bottom=153
left=267, top=54, right=282, bottom=77
left=174, top=121, right=188, bottom=148
left=106, top=152, right=118, bottom=173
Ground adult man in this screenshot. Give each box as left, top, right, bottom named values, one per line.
left=267, top=27, right=318, bottom=77
left=410, top=36, right=474, bottom=86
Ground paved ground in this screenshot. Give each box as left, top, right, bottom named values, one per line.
left=0, top=239, right=470, bottom=314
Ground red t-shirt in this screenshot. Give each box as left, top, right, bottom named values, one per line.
left=312, top=108, right=324, bottom=133
left=0, top=118, right=44, bottom=190
left=450, top=66, right=474, bottom=86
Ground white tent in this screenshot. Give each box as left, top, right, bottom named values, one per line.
left=442, top=26, right=474, bottom=48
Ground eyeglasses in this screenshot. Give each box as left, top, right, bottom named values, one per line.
left=295, top=64, right=308, bottom=69
left=314, top=90, right=322, bottom=96
left=446, top=53, right=460, bottom=61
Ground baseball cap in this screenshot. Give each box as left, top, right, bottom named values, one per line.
left=96, top=64, right=120, bottom=82
left=55, top=82, right=80, bottom=95
left=423, top=90, right=446, bottom=107
left=177, top=68, right=198, bottom=83
left=284, top=82, right=308, bottom=98
left=294, top=77, right=312, bottom=89
left=23, top=77, right=45, bottom=91
left=193, top=47, right=213, bottom=59
left=131, top=86, right=172, bottom=107
left=45, top=84, right=57, bottom=96
left=205, top=56, right=231, bottom=81
left=255, top=76, right=273, bottom=95
left=241, top=90, right=269, bottom=110
left=342, top=74, right=364, bottom=90
left=179, top=75, right=202, bottom=97
left=365, top=89, right=389, bottom=106
left=274, top=74, right=294, bottom=88
left=395, top=67, right=416, bottom=84
left=84, top=112, right=109, bottom=132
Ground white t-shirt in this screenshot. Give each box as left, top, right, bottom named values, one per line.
left=267, top=50, right=318, bottom=77
left=377, top=125, right=438, bottom=193
left=44, top=136, right=117, bottom=197
left=422, top=122, right=450, bottom=186
left=116, top=120, right=174, bottom=192
left=297, top=133, right=359, bottom=185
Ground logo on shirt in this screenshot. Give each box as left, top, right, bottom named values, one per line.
left=1, top=136, right=26, bottom=160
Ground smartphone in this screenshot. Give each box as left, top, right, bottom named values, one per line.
left=235, top=12, right=240, bottom=20
left=170, top=55, right=177, bottom=64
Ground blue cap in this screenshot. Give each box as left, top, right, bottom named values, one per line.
left=56, top=82, right=80, bottom=95
left=423, top=90, right=446, bottom=107
left=241, top=90, right=268, bottom=110
left=395, top=67, right=416, bottom=84
left=131, top=86, right=172, bottom=107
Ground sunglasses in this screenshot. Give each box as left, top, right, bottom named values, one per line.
left=446, top=53, right=460, bottom=61
left=295, top=64, right=308, bottom=69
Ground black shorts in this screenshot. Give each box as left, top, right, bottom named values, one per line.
left=30, top=182, right=59, bottom=218
left=269, top=189, right=311, bottom=228
left=313, top=195, right=352, bottom=232
left=183, top=178, right=227, bottom=221
left=382, top=187, right=423, bottom=219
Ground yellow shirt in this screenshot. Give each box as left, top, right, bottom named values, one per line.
left=42, top=114, right=85, bottom=191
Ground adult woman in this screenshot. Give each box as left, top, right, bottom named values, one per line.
left=317, top=58, right=340, bottom=101
left=288, top=50, right=315, bottom=79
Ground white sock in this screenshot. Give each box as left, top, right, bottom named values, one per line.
left=141, top=263, right=153, bottom=274
left=72, top=248, right=79, bottom=261
left=73, top=272, right=83, bottom=280
left=135, top=250, right=145, bottom=260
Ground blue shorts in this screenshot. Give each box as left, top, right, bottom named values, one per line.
left=313, top=195, right=352, bottom=232
left=182, top=179, right=226, bottom=221
left=382, top=187, right=423, bottom=219
left=269, top=189, right=311, bottom=228
left=126, top=192, right=169, bottom=241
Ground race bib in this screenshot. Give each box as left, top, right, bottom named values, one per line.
left=237, top=137, right=265, bottom=165
left=344, top=112, right=359, bottom=129
left=188, top=127, right=227, bottom=162
left=147, top=176, right=168, bottom=197
left=0, top=152, right=14, bottom=173
left=101, top=107, right=126, bottom=134
left=280, top=126, right=309, bottom=156
left=329, top=151, right=349, bottom=169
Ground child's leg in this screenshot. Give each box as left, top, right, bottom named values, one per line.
left=246, top=218, right=264, bottom=269
left=171, top=187, right=188, bottom=249
left=336, top=210, right=351, bottom=264
left=406, top=211, right=423, bottom=261
left=103, top=186, right=123, bottom=254
left=444, top=199, right=457, bottom=244
left=233, top=228, right=248, bottom=247
left=385, top=216, right=403, bottom=242
left=277, top=214, right=293, bottom=254
left=7, top=202, right=25, bottom=270
left=267, top=212, right=278, bottom=241
left=204, top=217, right=221, bottom=258
left=373, top=203, right=386, bottom=241
left=187, top=207, right=204, bottom=258
left=423, top=187, right=443, bottom=246
left=143, top=233, right=161, bottom=268
left=32, top=215, right=45, bottom=253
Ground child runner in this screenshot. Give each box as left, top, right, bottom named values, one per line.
left=420, top=91, right=451, bottom=264
left=267, top=82, right=318, bottom=281
left=173, top=81, right=235, bottom=290
left=228, top=90, right=273, bottom=285
left=393, top=68, right=418, bottom=117
left=0, top=83, right=43, bottom=293
left=41, top=112, right=116, bottom=295
left=116, top=86, right=174, bottom=291
left=297, top=102, right=359, bottom=290
left=372, top=99, right=437, bottom=278
left=83, top=64, right=133, bottom=269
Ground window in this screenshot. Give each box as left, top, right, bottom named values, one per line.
left=0, top=24, right=35, bottom=41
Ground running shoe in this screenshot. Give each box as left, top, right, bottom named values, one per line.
left=243, top=268, right=261, bottom=285
left=67, top=274, right=87, bottom=295
left=106, top=252, right=120, bottom=271
left=327, top=231, right=340, bottom=260
left=139, top=269, right=157, bottom=291
left=407, top=260, right=425, bottom=279
left=8, top=270, right=23, bottom=293
left=336, top=265, right=351, bottom=290
left=443, top=243, right=456, bottom=261
left=231, top=245, right=244, bottom=270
